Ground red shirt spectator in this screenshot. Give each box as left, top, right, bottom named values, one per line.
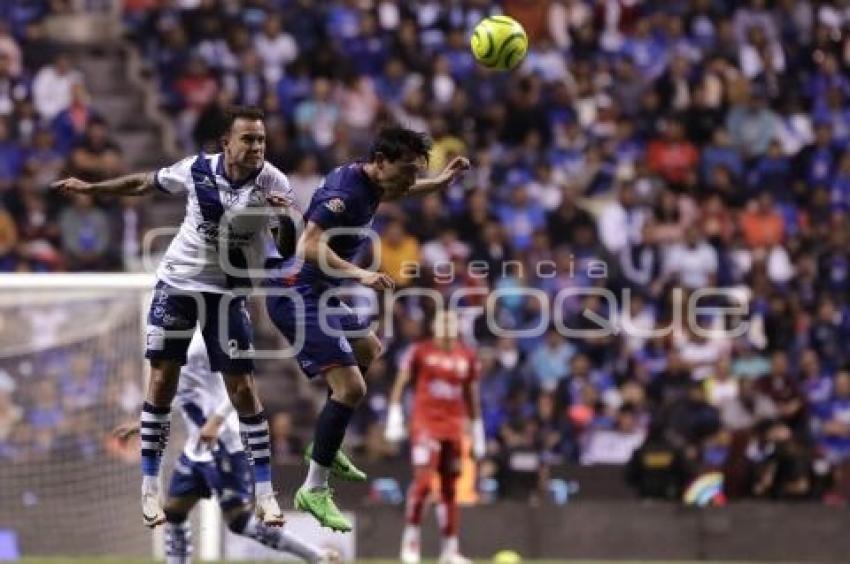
left=740, top=192, right=785, bottom=248
left=647, top=120, right=699, bottom=185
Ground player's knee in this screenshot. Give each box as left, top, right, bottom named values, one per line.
left=359, top=334, right=382, bottom=366
left=223, top=374, right=260, bottom=412
left=339, top=376, right=366, bottom=405
left=164, top=509, right=188, bottom=524
left=226, top=509, right=252, bottom=534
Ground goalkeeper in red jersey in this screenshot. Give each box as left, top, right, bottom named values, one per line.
left=385, top=310, right=485, bottom=564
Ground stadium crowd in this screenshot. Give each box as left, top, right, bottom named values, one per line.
left=0, top=2, right=132, bottom=272
left=4, top=0, right=850, bottom=504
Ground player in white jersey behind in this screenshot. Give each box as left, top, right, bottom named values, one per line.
left=52, top=106, right=292, bottom=527
left=115, top=332, right=339, bottom=564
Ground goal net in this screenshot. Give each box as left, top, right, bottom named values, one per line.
left=0, top=274, right=158, bottom=557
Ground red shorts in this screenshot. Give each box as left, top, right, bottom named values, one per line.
left=410, top=431, right=462, bottom=477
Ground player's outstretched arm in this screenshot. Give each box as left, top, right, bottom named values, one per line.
left=51, top=171, right=157, bottom=197
left=406, top=156, right=471, bottom=198
left=299, top=220, right=395, bottom=291
left=463, top=379, right=486, bottom=459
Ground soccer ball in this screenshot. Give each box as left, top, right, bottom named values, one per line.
left=470, top=15, right=529, bottom=71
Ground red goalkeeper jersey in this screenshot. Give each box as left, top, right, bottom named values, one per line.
left=403, top=340, right=478, bottom=440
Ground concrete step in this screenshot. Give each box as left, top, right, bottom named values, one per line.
left=115, top=130, right=162, bottom=163
left=91, top=93, right=152, bottom=131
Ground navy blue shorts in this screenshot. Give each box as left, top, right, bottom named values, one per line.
left=145, top=280, right=254, bottom=373
left=168, top=451, right=253, bottom=511
left=265, top=285, right=368, bottom=378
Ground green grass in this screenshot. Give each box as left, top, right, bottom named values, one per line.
left=17, top=559, right=768, bottom=564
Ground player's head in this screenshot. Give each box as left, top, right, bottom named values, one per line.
left=221, top=105, right=265, bottom=171
left=433, top=309, right=460, bottom=343
left=366, top=125, right=431, bottom=196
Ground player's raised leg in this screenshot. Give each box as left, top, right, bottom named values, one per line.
left=302, top=332, right=380, bottom=483
left=162, top=496, right=197, bottom=564
left=202, top=292, right=283, bottom=525
left=142, top=281, right=201, bottom=528
left=222, top=370, right=282, bottom=525
left=140, top=361, right=180, bottom=528
left=295, top=364, right=365, bottom=532
left=212, top=446, right=336, bottom=562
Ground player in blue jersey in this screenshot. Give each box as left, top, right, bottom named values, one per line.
left=266, top=126, right=470, bottom=531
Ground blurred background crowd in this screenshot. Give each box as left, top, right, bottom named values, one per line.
left=4, top=0, right=850, bottom=506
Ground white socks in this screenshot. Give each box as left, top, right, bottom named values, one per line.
left=441, top=535, right=459, bottom=556
left=303, top=460, right=331, bottom=490
left=255, top=479, right=274, bottom=497
left=141, top=475, right=158, bottom=495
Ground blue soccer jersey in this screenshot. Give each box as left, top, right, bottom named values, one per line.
left=281, top=162, right=381, bottom=288
left=265, top=162, right=380, bottom=377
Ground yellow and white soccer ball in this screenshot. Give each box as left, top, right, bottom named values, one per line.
left=470, top=15, right=529, bottom=71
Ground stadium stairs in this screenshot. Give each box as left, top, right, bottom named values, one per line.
left=45, top=8, right=184, bottom=230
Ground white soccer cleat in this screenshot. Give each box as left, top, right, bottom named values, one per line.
left=255, top=492, right=285, bottom=526
left=400, top=535, right=421, bottom=564
left=141, top=491, right=165, bottom=528
left=438, top=552, right=473, bottom=564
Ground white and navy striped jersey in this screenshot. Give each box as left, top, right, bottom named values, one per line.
left=177, top=332, right=242, bottom=462
left=154, top=153, right=295, bottom=293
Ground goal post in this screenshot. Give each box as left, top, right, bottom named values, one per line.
left=0, top=273, right=217, bottom=560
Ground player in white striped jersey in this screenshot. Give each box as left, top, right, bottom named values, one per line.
left=52, top=106, right=294, bottom=528
left=116, top=333, right=339, bottom=564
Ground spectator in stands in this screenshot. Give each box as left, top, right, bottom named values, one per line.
left=32, top=53, right=82, bottom=121
left=752, top=420, right=813, bottom=499
left=58, top=194, right=114, bottom=271
left=528, top=327, right=575, bottom=394
left=740, top=192, right=785, bottom=249
left=0, top=52, right=29, bottom=118
left=175, top=55, right=218, bottom=151
left=626, top=420, right=690, bottom=500
left=25, top=127, right=64, bottom=189
left=663, top=225, right=719, bottom=290
left=0, top=118, right=23, bottom=190
left=294, top=77, right=340, bottom=155
left=254, top=15, right=297, bottom=85
left=67, top=118, right=124, bottom=182
left=377, top=218, right=420, bottom=289
left=51, top=83, right=97, bottom=155
left=814, top=370, right=850, bottom=465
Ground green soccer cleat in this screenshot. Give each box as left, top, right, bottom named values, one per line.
left=294, top=486, right=352, bottom=532
left=304, top=443, right=367, bottom=482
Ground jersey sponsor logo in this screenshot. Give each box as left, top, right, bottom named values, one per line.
left=427, top=379, right=462, bottom=400
left=197, top=221, right=253, bottom=248
left=338, top=336, right=353, bottom=353
left=424, top=353, right=469, bottom=376
left=222, top=190, right=242, bottom=206
left=325, top=198, right=346, bottom=214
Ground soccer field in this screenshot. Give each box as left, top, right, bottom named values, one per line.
left=20, top=557, right=756, bottom=564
